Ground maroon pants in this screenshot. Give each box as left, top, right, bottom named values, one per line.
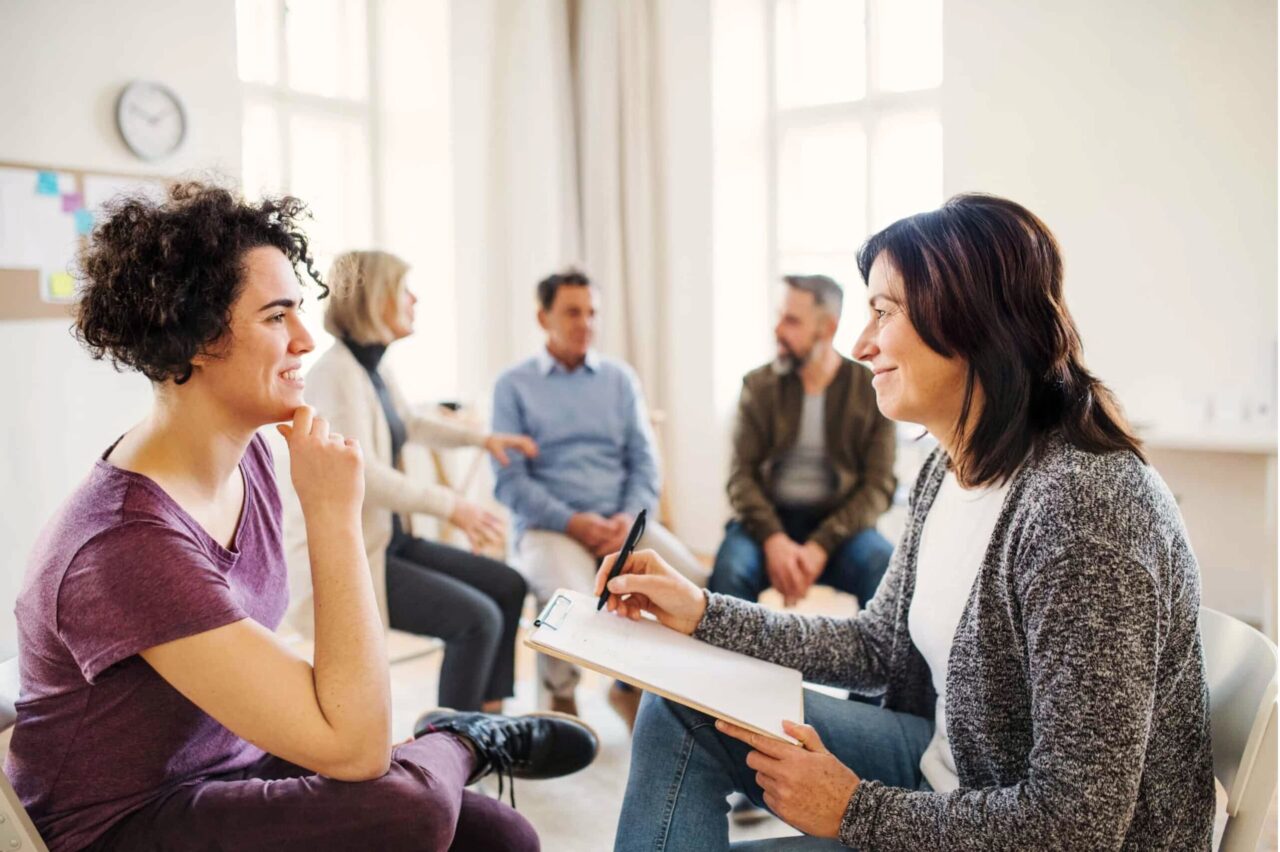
left=88, top=732, right=538, bottom=852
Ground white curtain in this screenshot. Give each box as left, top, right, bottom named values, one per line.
left=453, top=0, right=667, bottom=406
left=572, top=0, right=666, bottom=400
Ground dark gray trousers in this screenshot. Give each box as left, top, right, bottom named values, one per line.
left=386, top=532, right=527, bottom=710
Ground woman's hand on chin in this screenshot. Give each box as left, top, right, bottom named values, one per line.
left=278, top=406, right=364, bottom=522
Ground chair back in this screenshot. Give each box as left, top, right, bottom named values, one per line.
left=1200, top=607, right=1278, bottom=851
left=0, top=656, right=18, bottom=733
left=0, top=657, right=49, bottom=851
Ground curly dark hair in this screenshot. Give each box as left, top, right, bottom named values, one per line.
left=75, top=181, right=326, bottom=385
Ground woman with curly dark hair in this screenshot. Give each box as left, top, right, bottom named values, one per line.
left=6, top=182, right=597, bottom=852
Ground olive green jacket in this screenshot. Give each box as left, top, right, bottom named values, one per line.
left=727, top=358, right=896, bottom=553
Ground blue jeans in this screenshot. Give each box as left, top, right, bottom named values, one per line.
left=709, top=515, right=893, bottom=608
left=615, top=690, right=933, bottom=851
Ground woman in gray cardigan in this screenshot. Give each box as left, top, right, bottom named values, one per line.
left=600, top=195, right=1214, bottom=850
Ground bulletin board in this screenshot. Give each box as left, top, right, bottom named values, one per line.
left=0, top=161, right=168, bottom=321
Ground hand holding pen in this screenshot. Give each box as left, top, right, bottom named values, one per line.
left=593, top=548, right=708, bottom=638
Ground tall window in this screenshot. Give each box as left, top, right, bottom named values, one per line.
left=770, top=0, right=943, bottom=354
left=236, top=0, right=378, bottom=355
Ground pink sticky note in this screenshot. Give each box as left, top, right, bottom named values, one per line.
left=61, top=192, right=83, bottom=213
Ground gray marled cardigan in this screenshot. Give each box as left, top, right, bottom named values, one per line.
left=694, top=438, right=1215, bottom=850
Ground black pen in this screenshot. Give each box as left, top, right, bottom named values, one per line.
left=597, top=509, right=647, bottom=611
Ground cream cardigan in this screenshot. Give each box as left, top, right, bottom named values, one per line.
left=275, top=342, right=487, bottom=637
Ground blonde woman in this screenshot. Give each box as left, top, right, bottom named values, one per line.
left=283, top=250, right=536, bottom=713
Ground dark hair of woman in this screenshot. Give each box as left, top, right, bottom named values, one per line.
left=856, top=192, right=1144, bottom=487
left=75, top=181, right=326, bottom=385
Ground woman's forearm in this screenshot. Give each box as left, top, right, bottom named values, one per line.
left=693, top=593, right=890, bottom=691
left=363, top=454, right=457, bottom=519
left=305, top=508, right=391, bottom=777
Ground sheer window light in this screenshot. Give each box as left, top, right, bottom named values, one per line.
left=774, top=0, right=867, bottom=108
left=874, top=0, right=943, bottom=93
left=237, top=0, right=378, bottom=363
left=870, top=112, right=943, bottom=230
left=285, top=0, right=368, bottom=100
left=770, top=0, right=944, bottom=359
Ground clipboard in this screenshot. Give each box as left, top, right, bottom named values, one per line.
left=526, top=589, right=804, bottom=743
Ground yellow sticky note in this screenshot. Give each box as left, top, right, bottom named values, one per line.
left=47, top=272, right=75, bottom=302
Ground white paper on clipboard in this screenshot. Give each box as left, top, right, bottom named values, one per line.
left=526, top=589, right=804, bottom=743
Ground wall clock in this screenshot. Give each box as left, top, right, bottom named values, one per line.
left=115, top=80, right=187, bottom=161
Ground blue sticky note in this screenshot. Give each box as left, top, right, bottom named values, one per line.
left=74, top=209, right=95, bottom=235
left=36, top=171, right=58, bottom=195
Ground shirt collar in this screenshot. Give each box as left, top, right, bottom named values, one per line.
left=538, top=347, right=600, bottom=375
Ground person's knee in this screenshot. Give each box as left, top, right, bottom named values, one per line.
left=866, top=530, right=894, bottom=565
left=634, top=690, right=673, bottom=734
left=471, top=596, right=504, bottom=645
left=499, top=567, right=529, bottom=613
left=636, top=691, right=713, bottom=738
left=373, top=766, right=464, bottom=851
left=520, top=532, right=595, bottom=596
left=828, top=533, right=892, bottom=605
left=491, top=807, right=540, bottom=852
left=709, top=532, right=764, bottom=597
left=831, top=531, right=892, bottom=575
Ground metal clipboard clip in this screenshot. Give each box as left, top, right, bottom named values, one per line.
left=533, top=594, right=572, bottom=630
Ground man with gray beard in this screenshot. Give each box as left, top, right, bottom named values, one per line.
left=711, top=275, right=896, bottom=612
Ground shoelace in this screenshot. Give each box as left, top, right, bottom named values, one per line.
left=424, top=721, right=522, bottom=808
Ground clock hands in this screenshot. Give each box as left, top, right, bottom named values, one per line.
left=118, top=82, right=185, bottom=159
left=128, top=101, right=174, bottom=127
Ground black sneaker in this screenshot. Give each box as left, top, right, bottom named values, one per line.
left=413, top=709, right=599, bottom=805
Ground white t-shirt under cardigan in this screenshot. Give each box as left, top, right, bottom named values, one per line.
left=693, top=436, right=1214, bottom=849
left=908, top=469, right=1011, bottom=792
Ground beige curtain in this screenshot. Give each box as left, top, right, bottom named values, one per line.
left=454, top=0, right=667, bottom=406
left=571, top=0, right=667, bottom=400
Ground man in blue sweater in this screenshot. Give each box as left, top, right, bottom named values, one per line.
left=492, top=269, right=706, bottom=721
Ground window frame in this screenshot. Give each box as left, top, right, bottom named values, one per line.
left=765, top=0, right=943, bottom=342
left=238, top=0, right=384, bottom=244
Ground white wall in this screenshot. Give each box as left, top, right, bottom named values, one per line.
left=0, top=0, right=241, bottom=180
left=944, top=0, right=1277, bottom=435
left=0, top=0, right=241, bottom=656
left=943, top=0, right=1277, bottom=633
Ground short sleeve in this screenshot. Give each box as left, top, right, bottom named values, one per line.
left=57, top=521, right=248, bottom=683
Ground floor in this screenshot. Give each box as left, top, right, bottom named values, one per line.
left=384, top=585, right=1279, bottom=851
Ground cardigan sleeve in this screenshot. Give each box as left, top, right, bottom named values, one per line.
left=362, top=458, right=457, bottom=520
left=306, top=349, right=459, bottom=520
left=690, top=549, right=903, bottom=693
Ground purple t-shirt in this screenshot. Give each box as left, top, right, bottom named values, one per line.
left=7, top=434, right=287, bottom=851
